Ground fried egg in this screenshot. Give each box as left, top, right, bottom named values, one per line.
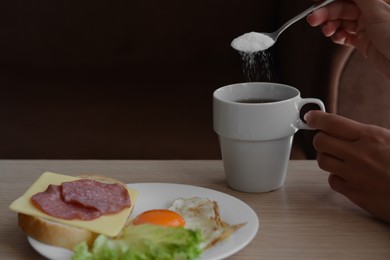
left=132, top=197, right=245, bottom=249
left=169, top=197, right=245, bottom=249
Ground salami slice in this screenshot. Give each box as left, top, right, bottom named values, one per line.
left=31, top=184, right=102, bottom=220
left=61, top=179, right=131, bottom=214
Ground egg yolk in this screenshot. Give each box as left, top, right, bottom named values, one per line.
left=133, top=209, right=186, bottom=227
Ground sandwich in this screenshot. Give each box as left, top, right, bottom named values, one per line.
left=10, top=172, right=246, bottom=260
left=9, top=172, right=138, bottom=250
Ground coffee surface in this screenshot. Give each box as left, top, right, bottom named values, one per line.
left=236, top=98, right=279, bottom=103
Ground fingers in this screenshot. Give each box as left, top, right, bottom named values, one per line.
left=330, top=30, right=353, bottom=45
left=316, top=152, right=347, bottom=176
left=320, top=20, right=358, bottom=46
left=328, top=173, right=364, bottom=209
left=322, top=20, right=342, bottom=37
left=320, top=1, right=360, bottom=21
left=314, top=133, right=351, bottom=160
left=304, top=111, right=363, bottom=141
left=327, top=173, right=359, bottom=200
left=307, top=2, right=360, bottom=27
left=322, top=19, right=357, bottom=36
left=328, top=173, right=346, bottom=194
left=317, top=149, right=367, bottom=187
left=307, top=6, right=331, bottom=27
left=307, top=1, right=361, bottom=48
left=328, top=172, right=390, bottom=222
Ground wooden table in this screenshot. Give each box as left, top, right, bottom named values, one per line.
left=1, top=160, right=389, bottom=259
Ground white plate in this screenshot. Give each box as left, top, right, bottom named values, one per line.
left=28, top=183, right=260, bottom=260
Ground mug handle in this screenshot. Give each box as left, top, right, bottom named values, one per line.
left=296, top=98, right=326, bottom=130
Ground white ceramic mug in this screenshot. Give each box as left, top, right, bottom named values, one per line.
left=213, top=82, right=325, bottom=192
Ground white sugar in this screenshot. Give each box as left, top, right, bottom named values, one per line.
left=231, top=32, right=274, bottom=53
left=240, top=51, right=273, bottom=82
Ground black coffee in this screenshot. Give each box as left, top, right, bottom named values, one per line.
left=236, top=98, right=279, bottom=103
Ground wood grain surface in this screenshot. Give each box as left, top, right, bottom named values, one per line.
left=1, top=160, right=389, bottom=259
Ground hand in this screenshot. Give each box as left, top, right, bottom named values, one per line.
left=304, top=110, right=390, bottom=223
left=307, top=0, right=390, bottom=78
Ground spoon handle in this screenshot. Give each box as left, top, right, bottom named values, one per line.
left=275, top=0, right=336, bottom=37
left=304, top=0, right=336, bottom=16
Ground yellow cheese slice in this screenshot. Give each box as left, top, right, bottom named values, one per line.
left=9, top=172, right=138, bottom=237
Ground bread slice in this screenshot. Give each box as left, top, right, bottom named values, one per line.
left=18, top=213, right=98, bottom=250
left=15, top=174, right=135, bottom=250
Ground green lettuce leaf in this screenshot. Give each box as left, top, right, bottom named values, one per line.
left=72, top=224, right=204, bottom=260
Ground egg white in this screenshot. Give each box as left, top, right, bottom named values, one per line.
left=169, top=197, right=245, bottom=249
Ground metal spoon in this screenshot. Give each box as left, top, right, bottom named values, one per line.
left=267, top=0, right=336, bottom=43
left=231, top=0, right=336, bottom=52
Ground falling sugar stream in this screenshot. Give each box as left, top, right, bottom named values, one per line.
left=239, top=50, right=274, bottom=82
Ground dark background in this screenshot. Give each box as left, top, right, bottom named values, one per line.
left=0, top=0, right=336, bottom=159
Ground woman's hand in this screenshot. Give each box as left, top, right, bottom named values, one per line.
left=307, top=0, right=390, bottom=78
left=305, top=110, right=390, bottom=223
